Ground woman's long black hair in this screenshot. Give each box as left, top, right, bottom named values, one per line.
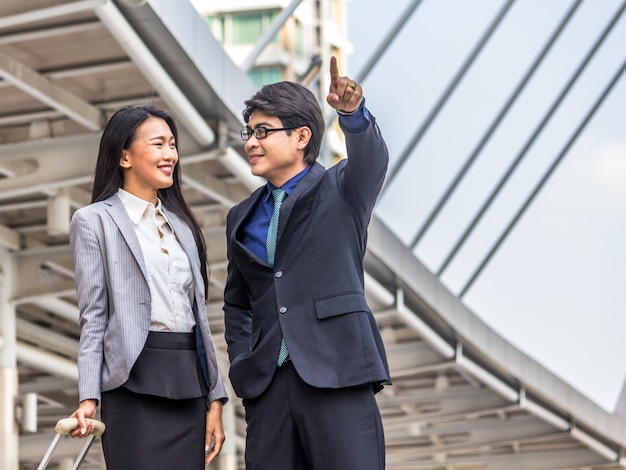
left=92, top=104, right=209, bottom=297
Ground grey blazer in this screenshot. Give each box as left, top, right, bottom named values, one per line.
left=70, top=193, right=227, bottom=404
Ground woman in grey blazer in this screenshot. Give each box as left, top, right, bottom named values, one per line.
left=67, top=105, right=228, bottom=469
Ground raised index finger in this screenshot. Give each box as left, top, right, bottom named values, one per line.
left=329, top=55, right=339, bottom=88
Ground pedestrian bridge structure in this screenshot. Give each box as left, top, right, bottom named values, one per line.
left=0, top=1, right=625, bottom=469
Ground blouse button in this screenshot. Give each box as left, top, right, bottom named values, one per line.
left=279, top=306, right=287, bottom=314
left=275, top=271, right=283, bottom=278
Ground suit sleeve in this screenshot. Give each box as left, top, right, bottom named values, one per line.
left=222, top=210, right=254, bottom=365
left=70, top=209, right=108, bottom=403
left=338, top=111, right=389, bottom=217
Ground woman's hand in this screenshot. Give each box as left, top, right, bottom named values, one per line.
left=205, top=399, right=226, bottom=464
left=68, top=399, right=98, bottom=438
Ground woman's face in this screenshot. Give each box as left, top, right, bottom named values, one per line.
left=119, top=116, right=178, bottom=203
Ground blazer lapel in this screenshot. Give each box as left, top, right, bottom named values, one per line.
left=161, top=208, right=216, bottom=387
left=104, top=194, right=149, bottom=284
left=162, top=209, right=205, bottom=296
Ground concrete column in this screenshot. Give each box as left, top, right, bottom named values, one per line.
left=0, top=368, right=18, bottom=470
left=47, top=191, right=71, bottom=236
left=0, top=248, right=19, bottom=470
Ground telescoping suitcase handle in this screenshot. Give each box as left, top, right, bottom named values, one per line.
left=55, top=418, right=106, bottom=436
left=38, top=418, right=106, bottom=470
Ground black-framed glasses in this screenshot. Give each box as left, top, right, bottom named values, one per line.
left=240, top=126, right=301, bottom=141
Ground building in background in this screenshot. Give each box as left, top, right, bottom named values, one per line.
left=191, top=0, right=350, bottom=89
left=190, top=0, right=352, bottom=162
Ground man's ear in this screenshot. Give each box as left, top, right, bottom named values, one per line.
left=296, top=126, right=312, bottom=150
left=119, top=151, right=131, bottom=169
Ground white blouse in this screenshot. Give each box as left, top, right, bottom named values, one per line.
left=118, top=188, right=196, bottom=333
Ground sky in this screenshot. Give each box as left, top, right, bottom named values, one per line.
left=346, top=0, right=626, bottom=411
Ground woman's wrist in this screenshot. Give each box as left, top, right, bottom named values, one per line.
left=208, top=399, right=224, bottom=412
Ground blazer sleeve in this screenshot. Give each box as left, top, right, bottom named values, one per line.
left=70, top=208, right=109, bottom=403
left=338, top=113, right=389, bottom=216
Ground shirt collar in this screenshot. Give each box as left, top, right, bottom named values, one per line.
left=264, top=165, right=311, bottom=203
left=117, top=188, right=173, bottom=231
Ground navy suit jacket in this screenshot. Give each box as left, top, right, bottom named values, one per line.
left=224, top=116, right=391, bottom=399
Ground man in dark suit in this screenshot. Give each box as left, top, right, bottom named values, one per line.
left=223, top=56, right=391, bottom=470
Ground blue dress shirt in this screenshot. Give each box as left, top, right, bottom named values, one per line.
left=242, top=102, right=371, bottom=262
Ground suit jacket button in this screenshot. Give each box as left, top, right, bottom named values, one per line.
left=275, top=271, right=283, bottom=278
left=279, top=306, right=287, bottom=314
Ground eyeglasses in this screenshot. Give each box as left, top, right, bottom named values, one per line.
left=240, top=126, right=301, bottom=141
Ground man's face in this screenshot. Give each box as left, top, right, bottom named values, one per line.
left=244, top=110, right=309, bottom=187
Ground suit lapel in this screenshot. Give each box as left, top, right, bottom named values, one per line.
left=231, top=186, right=265, bottom=235
left=231, top=186, right=267, bottom=263
left=230, top=163, right=324, bottom=263
left=275, top=162, right=324, bottom=243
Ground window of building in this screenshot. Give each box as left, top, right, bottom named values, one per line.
left=295, top=19, right=305, bottom=57
left=248, top=67, right=282, bottom=88
left=206, top=15, right=225, bottom=43
left=231, top=12, right=279, bottom=45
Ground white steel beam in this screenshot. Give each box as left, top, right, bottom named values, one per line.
left=0, top=0, right=105, bottom=29
left=15, top=342, right=78, bottom=382
left=571, top=426, right=618, bottom=462
left=16, top=319, right=78, bottom=360
left=0, top=225, right=20, bottom=251
left=519, top=388, right=570, bottom=431
left=455, top=344, right=519, bottom=403
left=95, top=1, right=215, bottom=147
left=0, top=21, right=102, bottom=45
left=0, top=50, right=102, bottom=131
left=20, top=298, right=79, bottom=325
left=396, top=288, right=455, bottom=359
left=95, top=1, right=265, bottom=193
left=181, top=173, right=240, bottom=209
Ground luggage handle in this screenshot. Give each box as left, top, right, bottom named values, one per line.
left=38, top=419, right=106, bottom=470
left=55, top=418, right=106, bottom=436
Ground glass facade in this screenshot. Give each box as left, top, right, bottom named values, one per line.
left=208, top=12, right=278, bottom=46
left=248, top=67, right=282, bottom=88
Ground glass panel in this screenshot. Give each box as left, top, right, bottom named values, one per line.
left=295, top=20, right=304, bottom=56
left=248, top=67, right=282, bottom=88
left=232, top=14, right=264, bottom=44
left=206, top=15, right=225, bottom=43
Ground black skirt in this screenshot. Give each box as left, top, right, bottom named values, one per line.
left=100, top=331, right=209, bottom=470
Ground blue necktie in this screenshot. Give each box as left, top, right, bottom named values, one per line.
left=266, top=188, right=289, bottom=366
